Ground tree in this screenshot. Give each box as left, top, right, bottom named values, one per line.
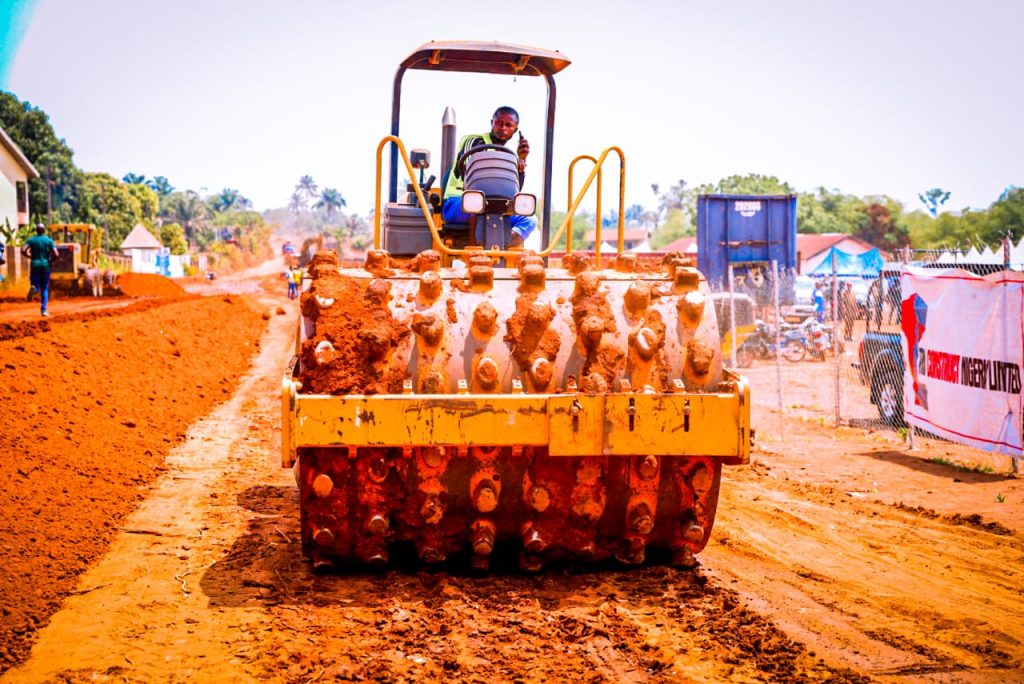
left=159, top=222, right=188, bottom=255
left=147, top=176, right=174, bottom=197
left=0, top=91, right=80, bottom=222
left=854, top=201, right=910, bottom=249
left=313, top=188, right=346, bottom=223
left=210, top=188, right=243, bottom=213
left=797, top=187, right=864, bottom=234
left=918, top=188, right=951, bottom=217
left=163, top=190, right=210, bottom=244
left=650, top=208, right=691, bottom=248
left=77, top=173, right=159, bottom=247
left=985, top=186, right=1024, bottom=241
left=550, top=208, right=595, bottom=251
left=123, top=172, right=147, bottom=185
left=294, top=175, right=319, bottom=209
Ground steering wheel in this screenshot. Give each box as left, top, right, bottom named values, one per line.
left=454, top=143, right=518, bottom=179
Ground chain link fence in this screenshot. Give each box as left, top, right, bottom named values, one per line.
left=707, top=251, right=1021, bottom=476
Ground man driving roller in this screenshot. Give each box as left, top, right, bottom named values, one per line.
left=442, top=106, right=536, bottom=248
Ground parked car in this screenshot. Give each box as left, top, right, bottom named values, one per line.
left=854, top=268, right=906, bottom=425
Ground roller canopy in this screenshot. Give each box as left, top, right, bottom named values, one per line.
left=400, top=41, right=571, bottom=77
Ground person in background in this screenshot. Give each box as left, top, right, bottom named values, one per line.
left=22, top=224, right=59, bottom=317
left=812, top=281, right=825, bottom=323
left=288, top=266, right=303, bottom=299
left=840, top=282, right=858, bottom=341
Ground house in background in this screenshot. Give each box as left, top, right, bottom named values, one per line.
left=796, top=233, right=880, bottom=273
left=0, top=124, right=39, bottom=266
left=582, top=228, right=651, bottom=252
left=120, top=223, right=190, bottom=277
left=660, top=235, right=699, bottom=256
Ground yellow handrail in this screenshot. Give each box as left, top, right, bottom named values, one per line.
left=556, top=147, right=625, bottom=267
left=374, top=136, right=625, bottom=261
left=566, top=155, right=600, bottom=255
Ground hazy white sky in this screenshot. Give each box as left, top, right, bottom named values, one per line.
left=4, top=0, right=1022, bottom=217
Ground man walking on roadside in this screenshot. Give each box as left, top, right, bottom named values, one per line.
left=22, top=224, right=60, bottom=317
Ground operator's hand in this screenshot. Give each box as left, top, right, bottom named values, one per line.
left=517, top=134, right=529, bottom=171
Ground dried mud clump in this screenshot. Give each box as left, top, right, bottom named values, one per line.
left=560, top=251, right=592, bottom=274
left=504, top=293, right=561, bottom=372
left=570, top=273, right=623, bottom=388
left=299, top=270, right=409, bottom=395
left=305, top=249, right=339, bottom=278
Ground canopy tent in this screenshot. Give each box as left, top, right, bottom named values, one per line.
left=807, top=247, right=884, bottom=276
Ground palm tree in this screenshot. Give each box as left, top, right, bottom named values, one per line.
left=341, top=213, right=366, bottom=238
left=166, top=191, right=210, bottom=244
left=287, top=191, right=304, bottom=215
left=123, top=172, right=147, bottom=185
left=148, top=176, right=174, bottom=197
left=211, top=188, right=241, bottom=213
left=295, top=175, right=319, bottom=208
left=313, top=188, right=346, bottom=224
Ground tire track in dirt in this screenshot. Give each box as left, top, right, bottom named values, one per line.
left=1, top=298, right=297, bottom=683
left=703, top=461, right=1024, bottom=682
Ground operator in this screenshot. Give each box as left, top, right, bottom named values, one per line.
left=442, top=106, right=536, bottom=248
left=22, top=224, right=59, bottom=317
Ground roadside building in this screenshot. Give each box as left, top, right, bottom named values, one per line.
left=0, top=123, right=39, bottom=279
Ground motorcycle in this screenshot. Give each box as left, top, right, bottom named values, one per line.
left=736, top=320, right=808, bottom=367
left=803, top=318, right=833, bottom=360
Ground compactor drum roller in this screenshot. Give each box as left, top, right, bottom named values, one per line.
left=282, top=248, right=750, bottom=571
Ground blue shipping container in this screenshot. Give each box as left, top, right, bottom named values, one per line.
left=697, top=194, right=798, bottom=301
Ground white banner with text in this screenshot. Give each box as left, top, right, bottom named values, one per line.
left=901, top=267, right=1024, bottom=457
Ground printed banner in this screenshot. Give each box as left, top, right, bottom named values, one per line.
left=901, top=267, right=1024, bottom=457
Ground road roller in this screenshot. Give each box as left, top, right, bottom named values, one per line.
left=281, top=41, right=750, bottom=571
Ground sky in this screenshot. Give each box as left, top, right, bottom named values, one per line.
left=1, top=0, right=1022, bottom=220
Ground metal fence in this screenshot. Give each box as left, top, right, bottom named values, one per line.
left=709, top=251, right=1021, bottom=475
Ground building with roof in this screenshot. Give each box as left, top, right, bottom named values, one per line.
left=582, top=228, right=651, bottom=252
left=120, top=223, right=182, bottom=275
left=0, top=123, right=39, bottom=239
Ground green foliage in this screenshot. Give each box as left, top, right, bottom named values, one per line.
left=313, top=188, right=346, bottom=223
left=854, top=199, right=910, bottom=249
left=550, top=208, right=595, bottom=251
left=918, top=187, right=951, bottom=217
left=651, top=208, right=692, bottom=248
left=797, top=187, right=864, bottom=234
left=77, top=172, right=159, bottom=248
left=0, top=91, right=80, bottom=221
left=0, top=216, right=32, bottom=247
left=161, top=190, right=210, bottom=244
left=903, top=186, right=1024, bottom=249
left=159, top=222, right=188, bottom=255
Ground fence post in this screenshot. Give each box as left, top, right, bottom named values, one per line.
left=727, top=264, right=737, bottom=368
left=832, top=252, right=841, bottom=427
left=772, top=260, right=783, bottom=423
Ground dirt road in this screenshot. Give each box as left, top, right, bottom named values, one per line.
left=1, top=266, right=1021, bottom=682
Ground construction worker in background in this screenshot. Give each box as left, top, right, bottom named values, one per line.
left=287, top=266, right=302, bottom=299
left=442, top=106, right=536, bottom=248
left=22, top=224, right=59, bottom=317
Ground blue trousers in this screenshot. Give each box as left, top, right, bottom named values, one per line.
left=442, top=197, right=537, bottom=240
left=30, top=267, right=51, bottom=313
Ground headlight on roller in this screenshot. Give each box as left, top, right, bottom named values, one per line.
left=461, top=191, right=485, bottom=215
left=513, top=193, right=536, bottom=216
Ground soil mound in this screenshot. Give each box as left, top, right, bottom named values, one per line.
left=0, top=296, right=266, bottom=673
left=117, top=273, right=187, bottom=298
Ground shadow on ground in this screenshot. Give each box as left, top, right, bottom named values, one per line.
left=863, top=450, right=1015, bottom=483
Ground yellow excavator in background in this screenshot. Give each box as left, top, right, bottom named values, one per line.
left=48, top=224, right=116, bottom=295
